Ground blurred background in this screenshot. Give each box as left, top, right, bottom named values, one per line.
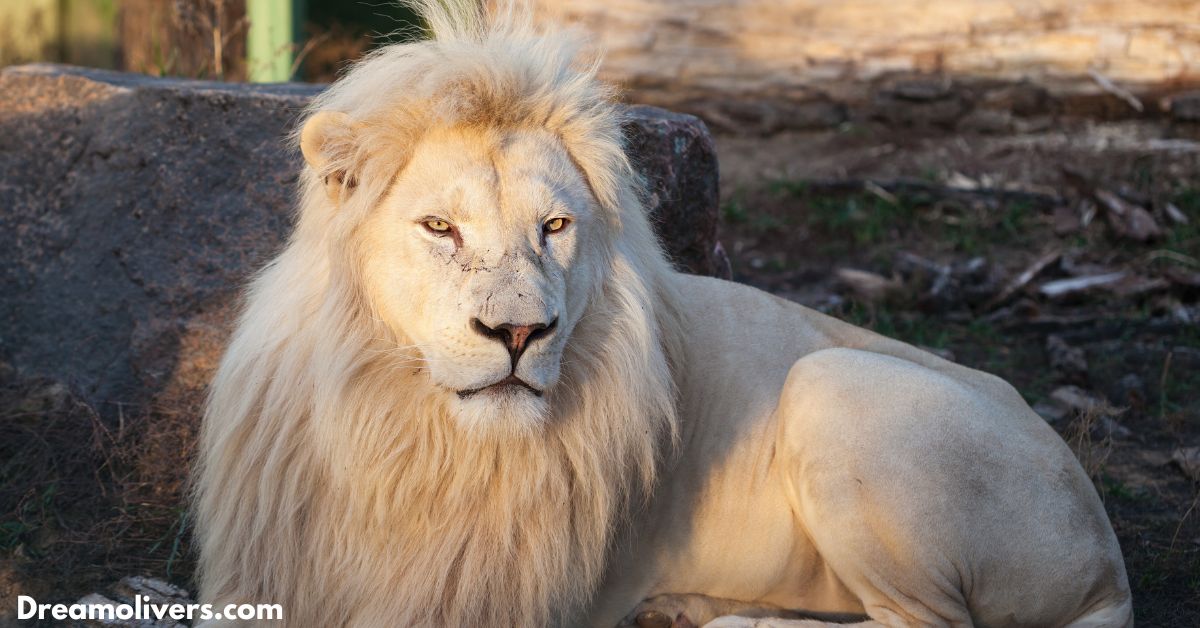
left=0, top=0, right=420, bottom=83
left=3, top=1, right=1198, bottom=114
left=2, top=1, right=1200, bottom=626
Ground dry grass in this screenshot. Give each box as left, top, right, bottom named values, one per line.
left=1064, top=402, right=1121, bottom=491
left=0, top=376, right=196, bottom=615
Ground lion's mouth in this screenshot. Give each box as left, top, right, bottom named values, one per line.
left=456, top=374, right=543, bottom=398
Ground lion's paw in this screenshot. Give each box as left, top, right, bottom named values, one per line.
left=617, top=594, right=837, bottom=628
left=622, top=593, right=749, bottom=628
left=703, top=617, right=798, bottom=628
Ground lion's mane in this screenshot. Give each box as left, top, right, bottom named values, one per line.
left=192, top=1, right=684, bottom=625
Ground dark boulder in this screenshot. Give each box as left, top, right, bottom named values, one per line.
left=0, top=64, right=722, bottom=411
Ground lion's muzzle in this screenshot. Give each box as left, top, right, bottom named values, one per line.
left=470, top=316, right=559, bottom=369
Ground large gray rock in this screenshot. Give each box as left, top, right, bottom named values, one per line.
left=0, top=64, right=721, bottom=410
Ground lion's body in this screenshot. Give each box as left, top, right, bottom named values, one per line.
left=589, top=276, right=1131, bottom=627
left=193, top=2, right=1131, bottom=626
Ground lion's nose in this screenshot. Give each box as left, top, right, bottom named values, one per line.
left=471, top=317, right=558, bottom=365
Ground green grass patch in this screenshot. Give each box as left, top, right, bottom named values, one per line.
left=1167, top=189, right=1200, bottom=257
left=721, top=198, right=749, bottom=225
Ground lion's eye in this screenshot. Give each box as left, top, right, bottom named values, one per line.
left=423, top=219, right=453, bottom=234
left=543, top=217, right=570, bottom=234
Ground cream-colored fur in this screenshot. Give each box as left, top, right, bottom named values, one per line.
left=193, top=2, right=1132, bottom=627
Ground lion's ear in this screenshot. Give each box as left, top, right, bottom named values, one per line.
left=300, top=110, right=359, bottom=203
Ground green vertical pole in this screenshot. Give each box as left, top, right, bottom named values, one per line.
left=247, top=0, right=297, bottom=82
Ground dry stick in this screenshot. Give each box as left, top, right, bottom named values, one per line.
left=1038, top=272, right=1127, bottom=299
left=863, top=180, right=898, bottom=205
left=290, top=32, right=334, bottom=79
left=1087, top=69, right=1144, bottom=112
left=984, top=248, right=1061, bottom=310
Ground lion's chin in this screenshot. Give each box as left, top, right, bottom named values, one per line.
left=449, top=386, right=550, bottom=435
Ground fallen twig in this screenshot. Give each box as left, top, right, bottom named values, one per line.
left=985, top=249, right=1061, bottom=309
left=1039, top=272, right=1127, bottom=299
left=863, top=181, right=899, bottom=205
left=1163, top=202, right=1189, bottom=226
left=1087, top=69, right=1144, bottom=112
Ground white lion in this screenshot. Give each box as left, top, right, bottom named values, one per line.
left=193, top=2, right=1132, bottom=626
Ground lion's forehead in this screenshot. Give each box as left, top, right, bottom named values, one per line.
left=393, top=130, right=588, bottom=223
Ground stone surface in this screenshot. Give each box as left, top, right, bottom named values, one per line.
left=0, top=64, right=722, bottom=411
left=623, top=105, right=722, bottom=278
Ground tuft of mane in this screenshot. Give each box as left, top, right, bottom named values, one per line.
left=296, top=0, right=635, bottom=227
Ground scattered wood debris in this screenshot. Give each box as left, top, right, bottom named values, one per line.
left=1039, top=272, right=1127, bottom=299
left=1087, top=69, right=1144, bottom=112
left=863, top=180, right=899, bottom=205
left=944, top=171, right=979, bottom=190
left=1163, top=202, right=1189, bottom=226
left=1079, top=198, right=1098, bottom=228
left=1094, top=189, right=1163, bottom=241
left=835, top=268, right=903, bottom=302
left=985, top=249, right=1060, bottom=309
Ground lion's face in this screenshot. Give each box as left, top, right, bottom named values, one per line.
left=354, top=126, right=606, bottom=428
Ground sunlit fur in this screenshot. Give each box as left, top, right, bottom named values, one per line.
left=192, top=1, right=682, bottom=625
left=194, top=3, right=1135, bottom=628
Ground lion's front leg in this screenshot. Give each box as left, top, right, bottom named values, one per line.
left=704, top=618, right=886, bottom=628
left=619, top=594, right=815, bottom=628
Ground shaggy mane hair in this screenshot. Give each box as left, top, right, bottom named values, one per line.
left=192, top=1, right=684, bottom=625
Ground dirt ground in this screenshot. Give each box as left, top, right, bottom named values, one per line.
left=715, top=118, right=1200, bottom=626
left=2, top=116, right=1198, bottom=626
